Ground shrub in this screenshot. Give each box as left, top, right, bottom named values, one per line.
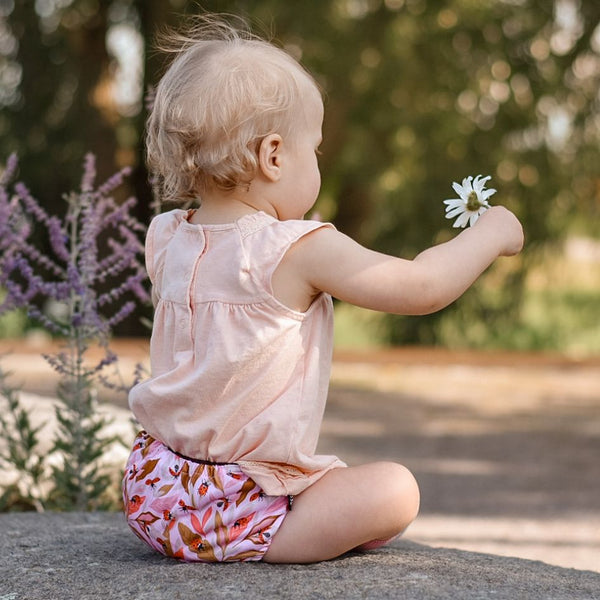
left=0, top=154, right=149, bottom=511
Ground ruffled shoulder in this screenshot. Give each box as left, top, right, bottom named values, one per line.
left=145, top=210, right=188, bottom=282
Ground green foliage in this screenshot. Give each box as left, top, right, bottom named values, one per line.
left=0, top=366, right=47, bottom=512
left=432, top=286, right=600, bottom=355
left=517, top=288, right=600, bottom=354
left=46, top=356, right=120, bottom=511
left=334, top=284, right=600, bottom=356
left=0, top=296, right=26, bottom=337
left=1, top=0, right=598, bottom=348
left=0, top=359, right=121, bottom=512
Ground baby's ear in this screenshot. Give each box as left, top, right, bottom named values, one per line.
left=258, top=134, right=283, bottom=182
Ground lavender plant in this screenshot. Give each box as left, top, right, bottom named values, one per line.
left=0, top=153, right=149, bottom=511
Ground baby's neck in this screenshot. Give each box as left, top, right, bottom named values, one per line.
left=190, top=188, right=276, bottom=225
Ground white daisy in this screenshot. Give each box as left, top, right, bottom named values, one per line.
left=443, top=174, right=496, bottom=228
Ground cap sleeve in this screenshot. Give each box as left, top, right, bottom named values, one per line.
left=242, top=217, right=336, bottom=293
left=145, top=209, right=187, bottom=284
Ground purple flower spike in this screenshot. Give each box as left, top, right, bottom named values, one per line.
left=81, top=153, right=97, bottom=193
left=0, top=153, right=18, bottom=186
left=0, top=152, right=148, bottom=346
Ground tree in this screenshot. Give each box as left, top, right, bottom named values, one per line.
left=1, top=0, right=118, bottom=206
left=2, top=0, right=599, bottom=346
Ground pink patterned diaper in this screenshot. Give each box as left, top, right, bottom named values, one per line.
left=122, top=431, right=289, bottom=562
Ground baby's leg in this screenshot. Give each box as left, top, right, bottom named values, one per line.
left=263, top=461, right=419, bottom=563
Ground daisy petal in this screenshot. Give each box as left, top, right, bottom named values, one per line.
left=443, top=198, right=465, bottom=208
left=469, top=212, right=481, bottom=227
left=446, top=205, right=466, bottom=219
left=453, top=211, right=471, bottom=228
left=452, top=181, right=466, bottom=198
left=473, top=174, right=490, bottom=190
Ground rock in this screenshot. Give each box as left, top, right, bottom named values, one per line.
left=1, top=512, right=598, bottom=600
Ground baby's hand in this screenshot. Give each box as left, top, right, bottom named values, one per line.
left=475, top=205, right=524, bottom=257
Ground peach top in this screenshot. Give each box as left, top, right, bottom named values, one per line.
left=129, top=209, right=345, bottom=495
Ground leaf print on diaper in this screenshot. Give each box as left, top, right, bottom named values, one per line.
left=190, top=464, right=205, bottom=488
left=157, top=533, right=185, bottom=560
left=179, top=462, right=191, bottom=492
left=226, top=548, right=264, bottom=562
left=140, top=443, right=152, bottom=458
left=248, top=514, right=281, bottom=546
left=135, top=458, right=160, bottom=482
left=178, top=522, right=217, bottom=562
left=136, top=433, right=153, bottom=458
left=146, top=495, right=179, bottom=516
left=134, top=510, right=160, bottom=533
left=235, top=478, right=256, bottom=507
left=156, top=483, right=175, bottom=496
left=214, top=510, right=228, bottom=555
left=123, top=434, right=289, bottom=563
left=190, top=507, right=212, bottom=536
left=210, top=466, right=225, bottom=492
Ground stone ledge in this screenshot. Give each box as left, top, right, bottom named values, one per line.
left=1, top=512, right=598, bottom=600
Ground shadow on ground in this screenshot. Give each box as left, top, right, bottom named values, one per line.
left=321, top=381, right=600, bottom=519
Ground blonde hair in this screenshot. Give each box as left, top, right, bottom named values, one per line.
left=146, top=15, right=320, bottom=205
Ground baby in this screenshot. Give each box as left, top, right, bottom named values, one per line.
left=122, top=15, right=524, bottom=564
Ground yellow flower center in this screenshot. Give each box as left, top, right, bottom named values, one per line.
left=466, top=191, right=482, bottom=211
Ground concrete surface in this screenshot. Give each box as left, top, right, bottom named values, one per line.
left=1, top=341, right=599, bottom=597
left=1, top=512, right=599, bottom=600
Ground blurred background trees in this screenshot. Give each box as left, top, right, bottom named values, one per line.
left=1, top=0, right=599, bottom=352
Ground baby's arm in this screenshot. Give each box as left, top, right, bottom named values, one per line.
left=292, top=206, right=523, bottom=315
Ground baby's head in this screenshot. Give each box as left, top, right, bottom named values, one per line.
left=147, top=16, right=322, bottom=205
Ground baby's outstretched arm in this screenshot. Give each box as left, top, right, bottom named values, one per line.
left=268, top=207, right=522, bottom=563
left=284, top=205, right=523, bottom=315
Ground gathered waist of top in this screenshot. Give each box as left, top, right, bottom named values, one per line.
left=167, top=445, right=239, bottom=467
left=167, top=445, right=295, bottom=508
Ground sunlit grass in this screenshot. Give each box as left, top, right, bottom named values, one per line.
left=518, top=288, right=600, bottom=356
left=334, top=286, right=600, bottom=357
left=333, top=303, right=386, bottom=348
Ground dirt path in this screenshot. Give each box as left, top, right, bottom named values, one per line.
left=326, top=348, right=600, bottom=571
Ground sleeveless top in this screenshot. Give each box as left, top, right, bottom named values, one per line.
left=129, top=209, right=345, bottom=495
